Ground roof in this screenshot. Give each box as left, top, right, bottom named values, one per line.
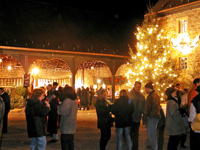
left=0, top=1, right=134, bottom=56
left=152, top=0, right=200, bottom=14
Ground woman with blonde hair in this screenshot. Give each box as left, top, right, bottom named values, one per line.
left=95, top=89, right=113, bottom=150
left=112, top=89, right=134, bottom=150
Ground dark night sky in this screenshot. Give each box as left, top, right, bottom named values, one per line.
left=0, top=0, right=159, bottom=55
left=37, top=0, right=159, bottom=22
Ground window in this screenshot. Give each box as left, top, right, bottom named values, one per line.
left=179, top=57, right=187, bottom=69
left=178, top=19, right=187, bottom=33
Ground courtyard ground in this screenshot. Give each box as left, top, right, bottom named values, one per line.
left=1, top=109, right=190, bottom=150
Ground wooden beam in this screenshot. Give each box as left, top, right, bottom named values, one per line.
left=0, top=45, right=129, bottom=59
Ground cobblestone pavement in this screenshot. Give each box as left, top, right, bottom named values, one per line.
left=1, top=109, right=190, bottom=150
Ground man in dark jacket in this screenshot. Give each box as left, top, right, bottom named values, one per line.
left=95, top=89, right=113, bottom=150
left=25, top=88, right=50, bottom=150
left=129, top=81, right=145, bottom=150
left=143, top=82, right=161, bottom=150
left=0, top=88, right=10, bottom=134
left=189, top=86, right=200, bottom=150
left=112, top=89, right=134, bottom=150
left=0, top=97, right=5, bottom=148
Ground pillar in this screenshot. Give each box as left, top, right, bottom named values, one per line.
left=111, top=60, right=116, bottom=102
left=71, top=58, right=76, bottom=88
left=112, top=74, right=115, bottom=102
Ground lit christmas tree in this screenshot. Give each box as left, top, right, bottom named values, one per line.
left=126, top=16, right=178, bottom=100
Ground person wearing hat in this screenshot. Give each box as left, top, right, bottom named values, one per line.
left=165, top=87, right=185, bottom=150
left=188, top=86, right=200, bottom=150
left=143, top=82, right=161, bottom=150
left=47, top=91, right=60, bottom=143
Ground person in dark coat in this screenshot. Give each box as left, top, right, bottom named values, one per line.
left=112, top=89, right=134, bottom=150
left=46, top=84, right=53, bottom=101
left=0, top=97, right=5, bottom=148
left=0, top=87, right=10, bottom=134
left=25, top=88, right=50, bottom=150
left=188, top=86, right=200, bottom=150
left=95, top=89, right=113, bottom=150
left=80, top=87, right=89, bottom=110
left=47, top=91, right=60, bottom=143
left=58, top=86, right=65, bottom=102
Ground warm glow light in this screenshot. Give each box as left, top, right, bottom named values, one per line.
left=0, top=59, right=2, bottom=63
left=31, top=68, right=39, bottom=75
left=75, top=79, right=83, bottom=89
left=7, top=66, right=11, bottom=70
left=102, top=84, right=106, bottom=89
left=97, top=79, right=101, bottom=84
left=171, top=33, right=199, bottom=55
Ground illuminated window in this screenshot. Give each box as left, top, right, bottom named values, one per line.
left=179, top=57, right=187, bottom=69
left=178, top=19, right=187, bottom=33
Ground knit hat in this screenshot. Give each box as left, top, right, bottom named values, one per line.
left=196, top=86, right=200, bottom=93
left=145, top=82, right=154, bottom=89
left=165, top=88, right=176, bottom=97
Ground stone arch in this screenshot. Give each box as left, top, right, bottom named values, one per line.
left=115, top=63, right=131, bottom=90
left=75, top=60, right=112, bottom=89
left=115, top=63, right=130, bottom=76
left=29, top=58, right=72, bottom=88
left=0, top=54, right=24, bottom=87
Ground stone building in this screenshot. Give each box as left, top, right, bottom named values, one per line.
left=151, top=0, right=200, bottom=87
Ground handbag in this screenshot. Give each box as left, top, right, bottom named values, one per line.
left=191, top=113, right=200, bottom=131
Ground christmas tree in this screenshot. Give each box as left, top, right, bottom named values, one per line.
left=126, top=15, right=178, bottom=100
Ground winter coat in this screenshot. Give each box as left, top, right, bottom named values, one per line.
left=80, top=89, right=89, bottom=105
left=129, top=89, right=145, bottom=123
left=143, top=90, right=161, bottom=123
left=0, top=98, right=5, bottom=139
left=112, top=96, right=134, bottom=128
left=95, top=98, right=113, bottom=129
left=165, top=96, right=185, bottom=136
left=25, top=97, right=50, bottom=138
left=192, top=94, right=200, bottom=113
left=188, top=85, right=198, bottom=107
left=47, top=89, right=53, bottom=101
left=58, top=98, right=78, bottom=134
left=0, top=92, right=10, bottom=114
left=47, top=97, right=59, bottom=134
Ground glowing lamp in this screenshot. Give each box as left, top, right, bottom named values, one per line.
left=171, top=33, right=199, bottom=55
left=31, top=68, right=39, bottom=75
left=97, top=79, right=101, bottom=84
left=7, top=66, right=11, bottom=70
left=93, top=84, right=97, bottom=90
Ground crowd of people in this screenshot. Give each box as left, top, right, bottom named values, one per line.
left=1, top=78, right=200, bottom=150
left=26, top=82, right=78, bottom=150
left=95, top=78, right=200, bottom=150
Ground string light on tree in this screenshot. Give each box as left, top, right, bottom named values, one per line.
left=126, top=15, right=178, bottom=100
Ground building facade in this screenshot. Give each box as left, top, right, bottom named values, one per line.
left=151, top=0, right=200, bottom=87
